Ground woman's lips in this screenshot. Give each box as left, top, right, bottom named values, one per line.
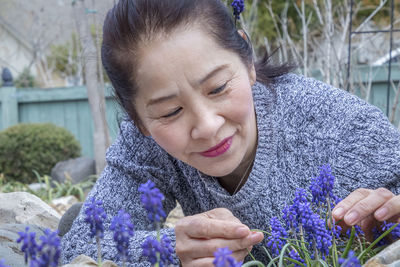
left=200, top=136, right=233, bottom=157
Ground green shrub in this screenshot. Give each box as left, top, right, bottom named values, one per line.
left=0, top=123, right=81, bottom=183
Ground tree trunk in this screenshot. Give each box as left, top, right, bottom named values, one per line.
left=74, top=0, right=110, bottom=174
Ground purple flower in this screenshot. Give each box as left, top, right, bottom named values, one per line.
left=159, top=234, right=174, bottom=266
left=213, top=247, right=242, bottom=267
left=346, top=225, right=364, bottom=238
left=0, top=259, right=10, bottom=267
left=142, top=236, right=160, bottom=265
left=381, top=221, right=400, bottom=240
left=141, top=235, right=174, bottom=267
left=267, top=217, right=288, bottom=256
left=35, top=229, right=61, bottom=267
left=338, top=250, right=361, bottom=267
left=110, top=210, right=135, bottom=262
left=16, top=227, right=39, bottom=264
left=282, top=189, right=309, bottom=229
left=332, top=224, right=342, bottom=239
left=310, top=164, right=336, bottom=206
left=138, top=180, right=166, bottom=223
left=231, top=0, right=244, bottom=20
left=288, top=249, right=304, bottom=267
left=372, top=226, right=388, bottom=246
left=304, top=214, right=332, bottom=256
left=84, top=197, right=107, bottom=239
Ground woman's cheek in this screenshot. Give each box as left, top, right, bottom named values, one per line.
left=151, top=123, right=187, bottom=156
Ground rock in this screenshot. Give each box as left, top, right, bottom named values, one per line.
left=0, top=192, right=61, bottom=230
left=164, top=202, right=184, bottom=228
left=28, top=183, right=47, bottom=192
left=364, top=240, right=400, bottom=267
left=50, top=195, right=79, bottom=216
left=58, top=202, right=83, bottom=237
left=0, top=223, right=46, bottom=267
left=62, top=254, right=118, bottom=267
left=51, top=157, right=95, bottom=185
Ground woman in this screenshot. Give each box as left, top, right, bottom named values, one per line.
left=61, top=0, right=400, bottom=266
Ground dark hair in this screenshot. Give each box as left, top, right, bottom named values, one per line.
left=101, top=0, right=292, bottom=127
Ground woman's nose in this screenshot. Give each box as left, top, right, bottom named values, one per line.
left=190, top=104, right=225, bottom=140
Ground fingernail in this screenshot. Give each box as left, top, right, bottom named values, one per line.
left=236, top=226, right=249, bottom=236
left=250, top=232, right=263, bottom=242
left=333, top=207, right=344, bottom=218
left=375, top=207, right=388, bottom=220
left=344, top=211, right=359, bottom=225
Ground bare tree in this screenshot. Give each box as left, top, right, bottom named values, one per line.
left=73, top=0, right=110, bottom=174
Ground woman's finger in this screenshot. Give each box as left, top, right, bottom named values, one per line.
left=176, top=217, right=250, bottom=239
left=343, top=188, right=394, bottom=225
left=178, top=232, right=263, bottom=259
left=332, top=188, right=372, bottom=221
left=374, top=194, right=400, bottom=222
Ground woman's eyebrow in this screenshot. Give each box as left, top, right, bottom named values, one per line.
left=147, top=94, right=177, bottom=107
left=197, top=64, right=230, bottom=85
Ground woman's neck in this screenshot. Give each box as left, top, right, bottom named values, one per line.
left=218, top=140, right=257, bottom=195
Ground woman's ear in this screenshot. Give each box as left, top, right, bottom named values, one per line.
left=237, top=29, right=247, bottom=41
left=238, top=30, right=256, bottom=85
left=249, top=63, right=256, bottom=86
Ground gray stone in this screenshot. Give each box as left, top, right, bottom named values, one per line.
left=58, top=202, right=83, bottom=237
left=28, top=182, right=47, bottom=192
left=62, top=254, right=118, bottom=267
left=0, top=192, right=61, bottom=230
left=364, top=239, right=400, bottom=267
left=0, top=224, right=45, bottom=267
left=51, top=157, right=95, bottom=185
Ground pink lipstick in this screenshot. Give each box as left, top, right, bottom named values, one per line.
left=200, top=136, right=233, bottom=157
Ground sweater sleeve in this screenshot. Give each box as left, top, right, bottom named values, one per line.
left=61, top=120, right=180, bottom=266
left=334, top=98, right=400, bottom=197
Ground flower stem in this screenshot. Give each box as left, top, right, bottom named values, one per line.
left=358, top=223, right=399, bottom=261
left=96, top=235, right=102, bottom=267
left=342, top=226, right=355, bottom=259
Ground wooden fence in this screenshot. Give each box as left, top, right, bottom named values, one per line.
left=1, top=64, right=399, bottom=159
left=0, top=85, right=121, bottom=158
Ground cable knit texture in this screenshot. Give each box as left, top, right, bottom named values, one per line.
left=61, top=73, right=400, bottom=266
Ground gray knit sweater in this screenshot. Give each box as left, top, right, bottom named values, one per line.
left=61, top=73, right=400, bottom=266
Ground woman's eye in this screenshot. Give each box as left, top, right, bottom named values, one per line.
left=162, top=107, right=182, bottom=118
left=209, top=83, right=227, bottom=95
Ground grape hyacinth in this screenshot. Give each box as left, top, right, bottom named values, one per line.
left=16, top=227, right=39, bottom=264
left=0, top=259, right=10, bottom=267
left=231, top=0, right=244, bottom=20
left=288, top=249, right=305, bottom=267
left=266, top=217, right=288, bottom=256
left=381, top=221, right=400, bottom=240
left=338, top=250, right=361, bottom=267
left=310, top=164, right=336, bottom=206
left=35, top=229, right=61, bottom=267
left=84, top=197, right=107, bottom=239
left=346, top=225, right=364, bottom=238
left=110, top=209, right=135, bottom=264
left=213, top=247, right=242, bottom=267
left=159, top=234, right=174, bottom=265
left=372, top=226, right=389, bottom=246
left=139, top=180, right=166, bottom=223
left=142, top=236, right=160, bottom=265
left=141, top=234, right=174, bottom=267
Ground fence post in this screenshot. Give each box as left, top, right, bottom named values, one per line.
left=1, top=68, right=18, bottom=130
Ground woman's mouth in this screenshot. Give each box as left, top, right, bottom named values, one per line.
left=200, top=136, right=233, bottom=157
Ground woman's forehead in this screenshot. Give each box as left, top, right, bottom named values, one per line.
left=135, top=27, right=239, bottom=89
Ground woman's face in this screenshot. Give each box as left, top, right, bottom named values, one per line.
left=134, top=26, right=257, bottom=177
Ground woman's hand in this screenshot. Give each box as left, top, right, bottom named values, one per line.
left=332, top=187, right=400, bottom=238
left=175, top=208, right=264, bottom=267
